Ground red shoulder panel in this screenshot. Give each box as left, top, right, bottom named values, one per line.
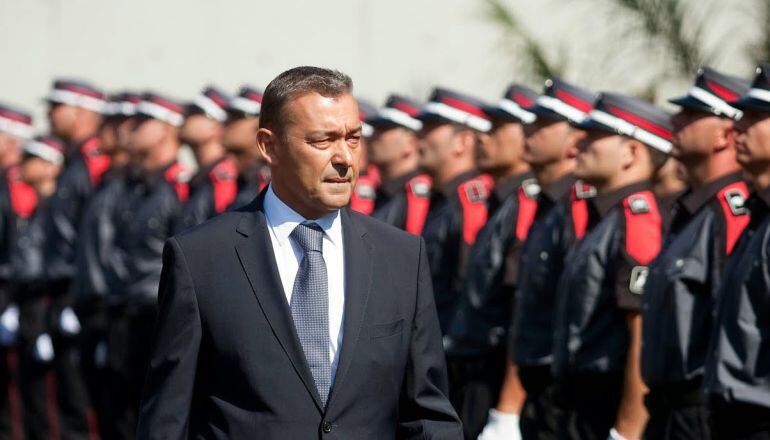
left=515, top=186, right=538, bottom=242
left=350, top=174, right=377, bottom=215
left=164, top=163, right=189, bottom=203
left=570, top=182, right=594, bottom=240
left=6, top=167, right=37, bottom=219
left=80, top=137, right=111, bottom=187
left=623, top=190, right=662, bottom=265
left=208, top=159, right=238, bottom=214
left=717, top=181, right=750, bottom=256
left=404, top=174, right=432, bottom=235
left=457, top=174, right=493, bottom=245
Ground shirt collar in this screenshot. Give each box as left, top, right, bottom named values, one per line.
left=263, top=183, right=342, bottom=251
left=590, top=181, right=653, bottom=218
left=679, top=172, right=744, bottom=215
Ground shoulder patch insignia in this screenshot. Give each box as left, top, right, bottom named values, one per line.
left=628, top=195, right=650, bottom=214
left=464, top=181, right=489, bottom=203
left=410, top=180, right=431, bottom=198
left=629, top=266, right=649, bottom=295
left=522, top=178, right=541, bottom=199
left=575, top=180, right=597, bottom=200
left=356, top=183, right=376, bottom=200
left=724, top=189, right=748, bottom=216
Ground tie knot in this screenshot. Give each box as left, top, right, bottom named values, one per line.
left=291, top=222, right=324, bottom=253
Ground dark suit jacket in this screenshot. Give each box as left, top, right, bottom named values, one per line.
left=137, top=191, right=462, bottom=439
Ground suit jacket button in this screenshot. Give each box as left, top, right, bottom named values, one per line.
left=322, top=421, right=333, bottom=433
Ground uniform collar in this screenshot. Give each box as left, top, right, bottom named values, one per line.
left=141, top=161, right=177, bottom=188
left=755, top=184, right=770, bottom=209
left=263, top=183, right=342, bottom=251
left=378, top=169, right=422, bottom=199
left=493, top=171, right=534, bottom=202
left=437, top=170, right=479, bottom=198
left=590, top=181, right=652, bottom=218
left=539, top=173, right=576, bottom=203
left=679, top=172, right=744, bottom=215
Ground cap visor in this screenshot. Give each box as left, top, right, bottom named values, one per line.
left=481, top=105, right=523, bottom=123
left=527, top=104, right=567, bottom=122
left=730, top=96, right=770, bottom=112
left=668, top=95, right=714, bottom=114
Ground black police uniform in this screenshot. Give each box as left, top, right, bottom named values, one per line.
left=371, top=169, right=432, bottom=234
left=108, top=161, right=187, bottom=440
left=443, top=172, right=538, bottom=439
left=44, top=136, right=110, bottom=440
left=643, top=172, right=749, bottom=439
left=510, top=174, right=588, bottom=440
left=704, top=187, right=770, bottom=439
left=421, top=171, right=492, bottom=334
left=553, top=182, right=663, bottom=440
left=176, top=157, right=238, bottom=233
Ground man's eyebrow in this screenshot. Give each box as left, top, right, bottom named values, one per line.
left=348, top=125, right=363, bottom=134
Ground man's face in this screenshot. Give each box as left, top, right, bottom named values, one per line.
left=116, top=116, right=135, bottom=149
left=418, top=122, right=459, bottom=173
left=259, top=92, right=361, bottom=219
left=99, top=119, right=119, bottom=153
left=735, top=108, right=770, bottom=174
left=129, top=117, right=171, bottom=156
left=0, top=132, right=23, bottom=168
left=180, top=113, right=221, bottom=147
left=671, top=108, right=732, bottom=160
left=224, top=116, right=262, bottom=173
left=47, top=103, right=78, bottom=140
left=21, top=156, right=61, bottom=196
left=369, top=126, right=414, bottom=168
left=575, top=130, right=624, bottom=185
left=477, top=119, right=524, bottom=173
left=522, top=116, right=579, bottom=166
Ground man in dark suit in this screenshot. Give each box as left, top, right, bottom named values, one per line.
left=137, top=66, right=462, bottom=439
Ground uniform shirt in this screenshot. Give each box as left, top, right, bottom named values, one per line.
left=44, top=137, right=110, bottom=283
left=421, top=170, right=491, bottom=334
left=113, top=162, right=186, bottom=305
left=510, top=174, right=581, bottom=368
left=642, top=172, right=749, bottom=388
left=705, top=187, right=770, bottom=409
left=70, top=167, right=128, bottom=302
left=371, top=170, right=430, bottom=232
left=445, top=172, right=538, bottom=357
left=263, top=184, right=345, bottom=381
left=554, top=182, right=662, bottom=378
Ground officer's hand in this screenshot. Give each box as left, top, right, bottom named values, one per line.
left=608, top=428, right=631, bottom=440
left=59, top=307, right=81, bottom=336
left=477, top=409, right=521, bottom=440
left=0, top=305, right=19, bottom=346
left=33, top=333, right=54, bottom=363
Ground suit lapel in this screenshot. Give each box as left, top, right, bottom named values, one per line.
left=327, top=209, right=374, bottom=410
left=233, top=192, right=324, bottom=411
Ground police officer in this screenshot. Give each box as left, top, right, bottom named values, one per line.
left=653, top=156, right=688, bottom=232
left=108, top=92, right=188, bottom=440
left=0, top=102, right=34, bottom=172
left=365, top=94, right=432, bottom=233
left=177, top=86, right=238, bottom=231
left=349, top=98, right=380, bottom=214
left=43, top=78, right=110, bottom=439
left=224, top=86, right=269, bottom=209
left=642, top=67, right=751, bottom=440
left=416, top=87, right=494, bottom=335
left=442, top=84, right=539, bottom=439
left=2, top=136, right=65, bottom=440
left=482, top=78, right=595, bottom=440
left=70, top=91, right=141, bottom=438
left=704, top=63, right=770, bottom=439
left=553, top=93, right=672, bottom=440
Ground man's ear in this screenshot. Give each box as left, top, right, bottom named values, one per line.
left=256, top=128, right=277, bottom=166
left=621, top=138, right=641, bottom=170
left=719, top=119, right=737, bottom=152
left=453, top=128, right=475, bottom=157
left=565, top=127, right=586, bottom=159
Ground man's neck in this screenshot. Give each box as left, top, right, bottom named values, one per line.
left=533, top=159, right=574, bottom=187
left=432, top=162, right=475, bottom=188
left=684, top=152, right=741, bottom=188
left=378, top=159, right=419, bottom=184
left=594, top=172, right=648, bottom=194
left=143, top=142, right=179, bottom=172
left=489, top=161, right=531, bottom=183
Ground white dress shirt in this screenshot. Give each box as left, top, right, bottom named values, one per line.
left=263, top=184, right=345, bottom=383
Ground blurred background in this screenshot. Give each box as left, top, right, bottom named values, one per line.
left=2, top=0, right=768, bottom=132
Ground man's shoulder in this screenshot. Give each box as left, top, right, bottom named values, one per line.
left=172, top=209, right=249, bottom=252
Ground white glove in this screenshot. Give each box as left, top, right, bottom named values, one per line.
left=33, top=333, right=54, bottom=363
left=59, top=307, right=81, bottom=336
left=477, top=409, right=521, bottom=440
left=608, top=428, right=630, bottom=440
left=0, top=305, right=19, bottom=346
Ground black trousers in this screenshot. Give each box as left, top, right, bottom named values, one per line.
left=102, top=304, right=157, bottom=440
left=644, top=383, right=711, bottom=440
left=554, top=373, right=623, bottom=440
left=519, top=366, right=559, bottom=440
left=709, top=398, right=770, bottom=440
left=447, top=348, right=507, bottom=440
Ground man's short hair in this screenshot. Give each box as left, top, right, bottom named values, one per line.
left=259, top=66, right=353, bottom=137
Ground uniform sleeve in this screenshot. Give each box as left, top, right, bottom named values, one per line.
left=397, top=238, right=463, bottom=439
left=136, top=238, right=201, bottom=440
